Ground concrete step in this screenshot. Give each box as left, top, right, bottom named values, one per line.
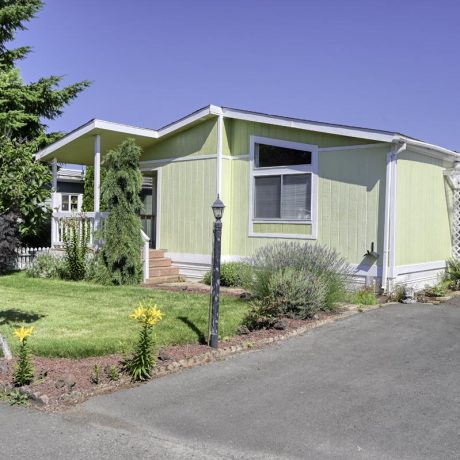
left=149, top=257, right=172, bottom=268
left=144, top=275, right=181, bottom=285
left=149, top=266, right=179, bottom=277
left=149, top=249, right=165, bottom=259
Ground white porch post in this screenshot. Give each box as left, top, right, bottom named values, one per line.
left=51, top=158, right=58, bottom=246
left=94, top=134, right=101, bottom=213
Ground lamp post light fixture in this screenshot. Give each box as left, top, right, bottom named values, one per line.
left=209, top=195, right=225, bottom=348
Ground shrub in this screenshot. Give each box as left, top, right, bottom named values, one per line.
left=124, top=302, right=164, bottom=381
left=101, top=139, right=143, bottom=285
left=446, top=258, right=460, bottom=290
left=84, top=254, right=112, bottom=285
left=62, top=216, right=90, bottom=281
left=0, top=212, right=21, bottom=274
left=248, top=242, right=352, bottom=309
left=349, top=288, right=378, bottom=306
left=203, top=262, right=252, bottom=288
left=27, top=253, right=65, bottom=279
left=424, top=283, right=448, bottom=298
left=243, top=269, right=327, bottom=329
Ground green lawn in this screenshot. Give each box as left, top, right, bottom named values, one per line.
left=0, top=272, right=249, bottom=358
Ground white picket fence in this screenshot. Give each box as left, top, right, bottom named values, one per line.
left=16, top=246, right=51, bottom=270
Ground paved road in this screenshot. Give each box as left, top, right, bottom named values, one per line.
left=1, top=303, right=459, bottom=459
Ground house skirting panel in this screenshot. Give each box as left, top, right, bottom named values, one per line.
left=167, top=252, right=447, bottom=292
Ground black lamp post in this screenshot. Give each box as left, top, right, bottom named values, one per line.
left=209, top=195, right=225, bottom=348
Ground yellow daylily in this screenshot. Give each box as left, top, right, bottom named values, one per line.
left=13, top=326, right=34, bottom=343
left=129, top=302, right=164, bottom=326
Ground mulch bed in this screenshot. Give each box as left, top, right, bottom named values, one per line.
left=0, top=308, right=359, bottom=411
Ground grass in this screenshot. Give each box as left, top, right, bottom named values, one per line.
left=0, top=272, right=249, bottom=358
left=346, top=288, right=378, bottom=306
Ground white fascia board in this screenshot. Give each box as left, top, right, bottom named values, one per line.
left=93, top=120, right=158, bottom=138
left=397, top=137, right=459, bottom=161
left=35, top=119, right=158, bottom=162
left=221, top=107, right=396, bottom=143
left=157, top=106, right=215, bottom=137
left=35, top=120, right=96, bottom=161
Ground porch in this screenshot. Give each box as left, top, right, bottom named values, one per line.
left=39, top=122, right=179, bottom=284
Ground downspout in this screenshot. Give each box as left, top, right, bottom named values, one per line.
left=216, top=111, right=224, bottom=197
left=382, top=141, right=406, bottom=292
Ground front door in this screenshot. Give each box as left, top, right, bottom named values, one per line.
left=140, top=172, right=158, bottom=249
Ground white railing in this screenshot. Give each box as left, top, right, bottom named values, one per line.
left=51, top=212, right=109, bottom=247
left=16, top=246, right=51, bottom=270
left=141, top=229, right=150, bottom=282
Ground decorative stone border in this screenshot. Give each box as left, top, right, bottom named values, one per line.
left=5, top=304, right=383, bottom=407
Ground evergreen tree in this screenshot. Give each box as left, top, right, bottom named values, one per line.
left=82, top=166, right=107, bottom=212
left=0, top=0, right=90, bottom=235
left=101, top=139, right=143, bottom=285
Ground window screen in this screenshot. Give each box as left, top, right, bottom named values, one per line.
left=256, top=144, right=311, bottom=168
left=254, top=174, right=311, bottom=220
left=254, top=176, right=281, bottom=218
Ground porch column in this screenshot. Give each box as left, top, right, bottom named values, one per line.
left=94, top=134, right=101, bottom=213
left=51, top=158, right=58, bottom=246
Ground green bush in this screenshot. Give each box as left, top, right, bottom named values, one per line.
left=27, top=253, right=65, bottom=279
left=349, top=288, right=377, bottom=306
left=203, top=262, right=252, bottom=288
left=62, top=216, right=90, bottom=281
left=446, top=258, right=460, bottom=290
left=84, top=254, right=112, bottom=285
left=424, top=282, right=448, bottom=298
left=248, top=242, right=352, bottom=310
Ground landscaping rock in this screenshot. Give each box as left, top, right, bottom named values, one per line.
left=158, top=350, right=172, bottom=361
left=0, top=361, right=9, bottom=375
left=237, top=325, right=250, bottom=335
left=55, top=374, right=76, bottom=389
left=273, top=319, right=289, bottom=330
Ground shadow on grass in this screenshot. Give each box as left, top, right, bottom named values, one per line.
left=0, top=309, right=45, bottom=326
left=177, top=316, right=207, bottom=345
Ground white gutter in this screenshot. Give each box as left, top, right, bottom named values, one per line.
left=214, top=107, right=224, bottom=197
left=382, top=141, right=406, bottom=292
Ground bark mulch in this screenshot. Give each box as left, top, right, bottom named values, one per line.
left=0, top=307, right=361, bottom=411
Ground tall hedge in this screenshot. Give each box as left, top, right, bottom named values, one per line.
left=101, top=139, right=143, bottom=285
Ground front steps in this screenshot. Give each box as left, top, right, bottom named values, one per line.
left=144, top=249, right=180, bottom=284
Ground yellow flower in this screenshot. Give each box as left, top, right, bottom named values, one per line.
left=145, top=305, right=164, bottom=326
left=129, top=302, right=163, bottom=326
left=14, top=326, right=34, bottom=343
left=129, top=306, right=147, bottom=321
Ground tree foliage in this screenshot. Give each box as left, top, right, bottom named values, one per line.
left=101, top=139, right=143, bottom=285
left=82, top=165, right=107, bottom=212
left=0, top=0, right=90, bottom=236
left=0, top=211, right=20, bottom=273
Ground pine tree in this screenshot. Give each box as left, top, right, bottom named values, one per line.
left=101, top=139, right=143, bottom=285
left=0, top=0, right=90, bottom=235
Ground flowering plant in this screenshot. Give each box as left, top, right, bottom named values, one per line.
left=125, top=301, right=164, bottom=381
left=13, top=326, right=35, bottom=386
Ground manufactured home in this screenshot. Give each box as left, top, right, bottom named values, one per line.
left=35, top=105, right=460, bottom=290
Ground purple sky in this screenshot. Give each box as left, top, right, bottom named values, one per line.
left=13, top=0, right=460, bottom=150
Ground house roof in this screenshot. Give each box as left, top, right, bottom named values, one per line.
left=35, top=105, right=459, bottom=164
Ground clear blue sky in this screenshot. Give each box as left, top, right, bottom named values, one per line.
left=13, top=0, right=460, bottom=150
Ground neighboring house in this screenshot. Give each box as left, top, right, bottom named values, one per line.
left=35, top=105, right=459, bottom=290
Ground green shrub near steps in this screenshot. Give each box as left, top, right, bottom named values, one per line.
left=203, top=262, right=252, bottom=288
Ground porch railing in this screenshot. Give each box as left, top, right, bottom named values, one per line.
left=52, top=211, right=151, bottom=282
left=51, top=212, right=109, bottom=247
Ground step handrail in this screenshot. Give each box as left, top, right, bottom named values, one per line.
left=140, top=229, right=150, bottom=282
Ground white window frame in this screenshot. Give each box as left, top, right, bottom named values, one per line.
left=248, top=136, right=318, bottom=240
left=59, top=193, right=83, bottom=213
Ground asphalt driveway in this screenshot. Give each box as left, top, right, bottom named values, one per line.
left=1, top=302, right=459, bottom=459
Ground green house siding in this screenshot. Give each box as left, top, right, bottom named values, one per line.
left=223, top=145, right=388, bottom=264
left=142, top=118, right=217, bottom=161
left=223, top=118, right=378, bottom=156
left=395, top=150, right=452, bottom=265
left=159, top=158, right=216, bottom=255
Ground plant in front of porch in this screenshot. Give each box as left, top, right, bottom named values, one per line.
left=62, top=215, right=90, bottom=281
left=100, top=139, right=143, bottom=285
